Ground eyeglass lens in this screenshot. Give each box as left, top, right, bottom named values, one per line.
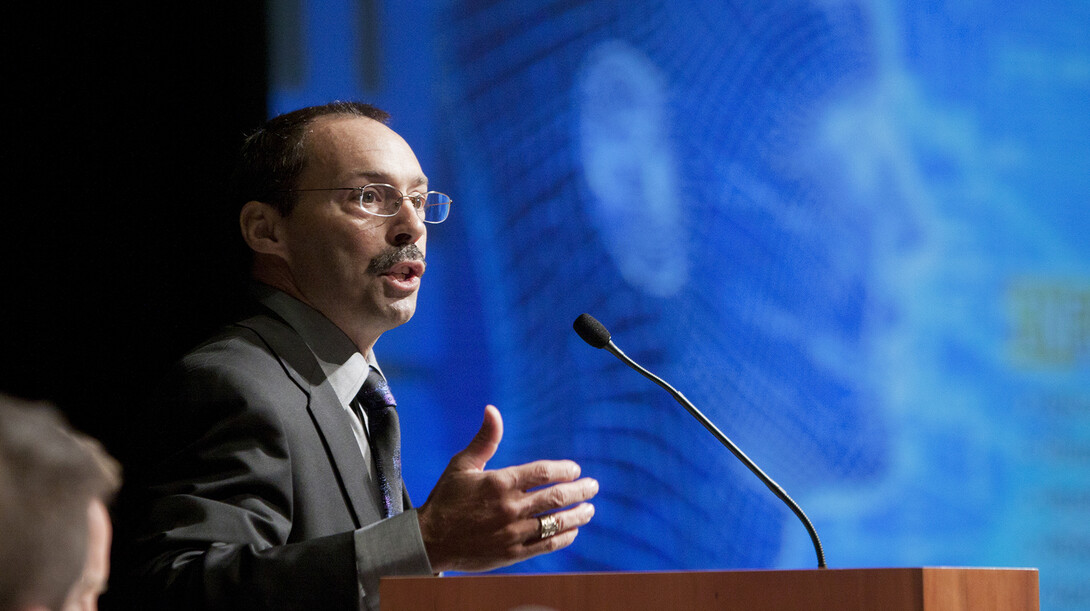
left=359, top=185, right=450, bottom=223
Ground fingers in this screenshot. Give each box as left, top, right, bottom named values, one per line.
left=519, top=476, right=599, bottom=517
left=448, top=405, right=503, bottom=471
left=537, top=503, right=596, bottom=541
left=522, top=502, right=596, bottom=553
left=505, top=459, right=581, bottom=490
left=483, top=459, right=597, bottom=520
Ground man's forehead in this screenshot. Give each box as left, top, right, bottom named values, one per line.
left=309, top=113, right=386, bottom=136
left=306, top=115, right=394, bottom=157
left=303, top=115, right=425, bottom=184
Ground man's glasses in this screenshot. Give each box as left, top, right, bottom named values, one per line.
left=290, top=184, right=452, bottom=223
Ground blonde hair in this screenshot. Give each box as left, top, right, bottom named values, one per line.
left=0, top=395, right=120, bottom=611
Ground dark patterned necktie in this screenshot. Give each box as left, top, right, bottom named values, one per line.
left=357, top=367, right=403, bottom=517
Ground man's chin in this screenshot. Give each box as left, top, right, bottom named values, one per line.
left=380, top=295, right=418, bottom=327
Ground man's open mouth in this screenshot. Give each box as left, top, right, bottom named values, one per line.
left=380, top=260, right=425, bottom=281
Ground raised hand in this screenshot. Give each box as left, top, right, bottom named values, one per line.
left=416, top=405, right=599, bottom=573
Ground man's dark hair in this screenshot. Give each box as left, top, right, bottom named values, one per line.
left=233, top=101, right=391, bottom=216
left=0, top=396, right=121, bottom=611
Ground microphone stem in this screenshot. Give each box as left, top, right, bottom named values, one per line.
left=605, top=341, right=827, bottom=569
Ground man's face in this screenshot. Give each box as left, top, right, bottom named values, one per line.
left=277, top=115, right=429, bottom=347
left=60, top=499, right=111, bottom=611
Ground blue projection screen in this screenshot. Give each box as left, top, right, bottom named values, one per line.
left=268, top=1, right=1090, bottom=608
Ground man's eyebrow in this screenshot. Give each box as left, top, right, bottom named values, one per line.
left=350, top=171, right=429, bottom=188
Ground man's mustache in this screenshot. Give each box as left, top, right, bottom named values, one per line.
left=367, top=244, right=425, bottom=274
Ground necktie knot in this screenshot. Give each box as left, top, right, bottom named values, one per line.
left=359, top=368, right=397, bottom=413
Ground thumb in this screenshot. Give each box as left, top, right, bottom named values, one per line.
left=449, top=405, right=503, bottom=472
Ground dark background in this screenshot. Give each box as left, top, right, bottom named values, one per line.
left=2, top=4, right=267, bottom=458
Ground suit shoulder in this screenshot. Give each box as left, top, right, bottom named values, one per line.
left=137, top=321, right=307, bottom=464
left=178, top=316, right=305, bottom=385
left=160, top=321, right=309, bottom=421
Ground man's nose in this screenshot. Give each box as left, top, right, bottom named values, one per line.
left=388, top=196, right=426, bottom=246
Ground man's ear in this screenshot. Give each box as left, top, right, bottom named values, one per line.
left=240, top=200, right=287, bottom=257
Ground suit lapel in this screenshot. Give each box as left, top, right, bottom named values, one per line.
left=237, top=314, right=375, bottom=529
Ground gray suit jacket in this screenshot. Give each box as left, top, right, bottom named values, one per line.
left=124, top=311, right=419, bottom=610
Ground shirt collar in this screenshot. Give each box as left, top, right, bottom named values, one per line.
left=257, top=285, right=375, bottom=405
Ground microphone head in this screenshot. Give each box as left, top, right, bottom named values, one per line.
left=573, top=313, right=612, bottom=348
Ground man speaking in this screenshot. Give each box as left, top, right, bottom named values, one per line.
left=117, top=102, right=598, bottom=610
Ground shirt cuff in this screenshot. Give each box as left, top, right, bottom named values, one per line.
left=354, top=508, right=434, bottom=610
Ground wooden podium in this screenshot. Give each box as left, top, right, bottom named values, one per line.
left=381, top=567, right=1038, bottom=610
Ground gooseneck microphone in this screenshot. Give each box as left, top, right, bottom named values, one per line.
left=573, top=313, right=827, bottom=569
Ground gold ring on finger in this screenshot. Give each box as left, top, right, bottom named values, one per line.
left=538, top=514, right=560, bottom=539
